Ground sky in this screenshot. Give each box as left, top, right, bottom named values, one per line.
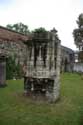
left=0, top=0, right=83, bottom=50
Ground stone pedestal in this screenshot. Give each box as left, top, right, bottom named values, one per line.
left=24, top=30, right=61, bottom=102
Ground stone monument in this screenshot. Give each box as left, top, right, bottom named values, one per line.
left=24, top=28, right=61, bottom=102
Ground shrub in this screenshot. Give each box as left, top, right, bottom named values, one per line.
left=6, top=56, right=23, bottom=80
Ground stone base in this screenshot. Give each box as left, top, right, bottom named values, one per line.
left=23, top=90, right=49, bottom=102
left=23, top=90, right=60, bottom=103
left=23, top=77, right=60, bottom=102
left=0, top=84, right=7, bottom=88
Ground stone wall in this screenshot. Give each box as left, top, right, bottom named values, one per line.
left=0, top=40, right=27, bottom=65
left=0, top=40, right=74, bottom=72
left=0, top=26, right=75, bottom=72
left=73, top=62, right=83, bottom=73
left=61, top=46, right=74, bottom=72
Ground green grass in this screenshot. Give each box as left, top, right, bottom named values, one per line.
left=0, top=73, right=83, bottom=125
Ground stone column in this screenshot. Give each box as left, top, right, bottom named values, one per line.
left=30, top=46, right=34, bottom=76
left=45, top=43, right=50, bottom=77
left=52, top=40, right=61, bottom=102
left=0, top=56, right=6, bottom=87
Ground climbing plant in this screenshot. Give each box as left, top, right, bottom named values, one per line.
left=6, top=56, right=22, bottom=79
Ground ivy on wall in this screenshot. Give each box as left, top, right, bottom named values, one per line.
left=6, top=56, right=23, bottom=80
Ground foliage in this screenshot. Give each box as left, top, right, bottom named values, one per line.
left=6, top=56, right=23, bottom=80
left=6, top=56, right=16, bottom=79
left=6, top=22, right=29, bottom=34
left=32, top=27, right=47, bottom=33
left=0, top=73, right=83, bottom=125
left=77, top=14, right=83, bottom=28
left=6, top=24, right=12, bottom=30
left=73, top=13, right=83, bottom=48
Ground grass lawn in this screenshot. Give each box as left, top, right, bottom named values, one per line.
left=0, top=73, right=83, bottom=125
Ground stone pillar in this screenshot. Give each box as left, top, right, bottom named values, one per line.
left=52, top=40, right=61, bottom=102
left=0, top=56, right=6, bottom=87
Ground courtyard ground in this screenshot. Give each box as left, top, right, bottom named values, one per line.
left=0, top=73, right=83, bottom=125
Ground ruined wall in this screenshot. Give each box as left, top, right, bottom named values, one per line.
left=23, top=30, right=61, bottom=102
left=0, top=39, right=74, bottom=72
left=73, top=63, right=83, bottom=73
left=0, top=40, right=27, bottom=65
left=0, top=56, right=6, bottom=87
left=61, top=46, right=74, bottom=72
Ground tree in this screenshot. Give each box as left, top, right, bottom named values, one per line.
left=77, top=14, right=83, bottom=28
left=32, top=27, right=59, bottom=40
left=32, top=27, right=47, bottom=33
left=73, top=13, right=83, bottom=49
left=6, top=22, right=29, bottom=35
left=6, top=24, right=13, bottom=30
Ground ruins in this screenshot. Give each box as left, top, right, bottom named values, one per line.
left=0, top=26, right=29, bottom=86
left=23, top=29, right=61, bottom=102
left=0, top=26, right=75, bottom=101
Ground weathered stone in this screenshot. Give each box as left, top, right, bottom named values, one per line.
left=23, top=29, right=61, bottom=102
left=0, top=55, right=7, bottom=87
left=0, top=26, right=75, bottom=102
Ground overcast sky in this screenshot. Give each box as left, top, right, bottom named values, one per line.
left=0, top=0, right=83, bottom=50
